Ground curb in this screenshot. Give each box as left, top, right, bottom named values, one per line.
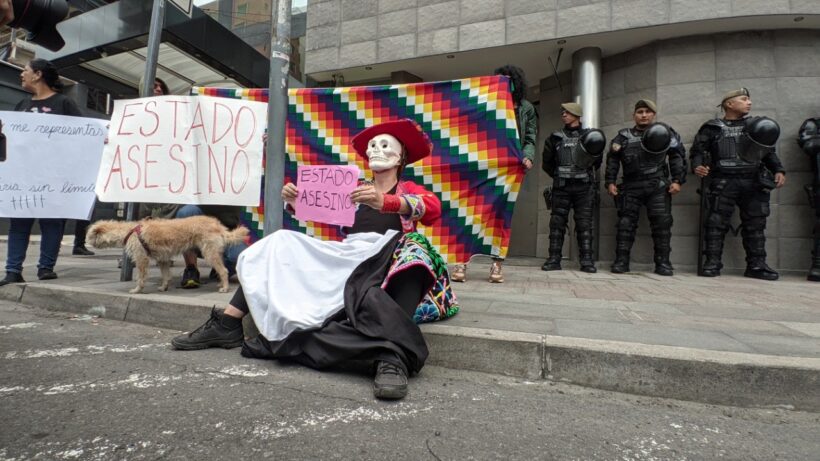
left=2, top=282, right=818, bottom=411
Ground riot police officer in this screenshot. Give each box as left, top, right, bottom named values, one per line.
left=605, top=99, right=686, bottom=275
left=798, top=117, right=820, bottom=282
left=691, top=88, right=786, bottom=280
left=541, top=102, right=606, bottom=273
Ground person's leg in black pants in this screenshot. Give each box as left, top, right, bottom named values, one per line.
left=72, top=220, right=94, bottom=255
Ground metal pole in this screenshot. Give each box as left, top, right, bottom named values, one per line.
left=263, top=0, right=292, bottom=235
left=571, top=47, right=603, bottom=261
left=572, top=47, right=602, bottom=129
left=120, top=0, right=165, bottom=282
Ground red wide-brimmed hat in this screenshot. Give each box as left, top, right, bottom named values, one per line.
left=351, top=118, right=433, bottom=165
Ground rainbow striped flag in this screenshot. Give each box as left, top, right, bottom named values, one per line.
left=194, top=76, right=525, bottom=264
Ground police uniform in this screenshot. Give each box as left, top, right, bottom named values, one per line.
left=605, top=100, right=687, bottom=275
left=690, top=89, right=784, bottom=280
left=541, top=103, right=604, bottom=273
left=798, top=117, right=820, bottom=281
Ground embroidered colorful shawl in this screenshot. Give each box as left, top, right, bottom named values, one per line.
left=193, top=76, right=524, bottom=263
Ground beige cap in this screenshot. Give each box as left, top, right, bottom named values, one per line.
left=561, top=102, right=583, bottom=117
left=720, top=87, right=750, bottom=105
left=634, top=99, right=657, bottom=113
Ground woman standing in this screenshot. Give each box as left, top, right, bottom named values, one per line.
left=451, top=65, right=538, bottom=283
left=0, top=59, right=83, bottom=286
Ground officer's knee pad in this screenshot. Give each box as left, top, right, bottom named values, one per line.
left=650, top=214, right=673, bottom=230
left=617, top=216, right=637, bottom=231
left=550, top=214, right=568, bottom=230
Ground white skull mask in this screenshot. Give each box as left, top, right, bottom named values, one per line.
left=366, top=134, right=403, bottom=172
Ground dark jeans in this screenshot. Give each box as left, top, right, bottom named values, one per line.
left=5, top=218, right=66, bottom=274
left=176, top=205, right=247, bottom=275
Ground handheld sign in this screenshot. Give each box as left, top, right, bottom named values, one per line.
left=0, top=111, right=107, bottom=219
left=96, top=95, right=267, bottom=206
left=295, top=165, right=360, bottom=227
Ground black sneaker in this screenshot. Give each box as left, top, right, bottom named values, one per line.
left=0, top=272, right=25, bottom=286
left=179, top=266, right=200, bottom=289
left=72, top=246, right=95, bottom=256
left=37, top=268, right=58, bottom=280
left=373, top=361, right=408, bottom=400
left=171, top=308, right=243, bottom=350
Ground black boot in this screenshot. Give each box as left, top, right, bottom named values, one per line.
left=171, top=308, right=244, bottom=350
left=701, top=230, right=724, bottom=277
left=742, top=233, right=778, bottom=281
left=611, top=230, right=634, bottom=274
left=541, top=255, right=562, bottom=271
left=542, top=233, right=564, bottom=271
left=745, top=259, right=779, bottom=281
left=808, top=241, right=820, bottom=282
left=577, top=231, right=596, bottom=273
left=654, top=253, right=673, bottom=276
left=373, top=360, right=408, bottom=400
left=579, top=255, right=597, bottom=273
left=0, top=272, right=25, bottom=286
left=611, top=252, right=630, bottom=274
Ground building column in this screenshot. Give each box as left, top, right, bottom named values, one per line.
left=571, top=47, right=602, bottom=129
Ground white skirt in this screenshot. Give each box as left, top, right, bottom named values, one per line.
left=236, top=229, right=399, bottom=341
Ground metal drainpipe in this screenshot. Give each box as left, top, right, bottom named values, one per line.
left=571, top=47, right=603, bottom=260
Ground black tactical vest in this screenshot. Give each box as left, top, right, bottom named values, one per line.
left=554, top=129, right=592, bottom=180
left=619, top=128, right=666, bottom=181
left=709, top=119, right=759, bottom=174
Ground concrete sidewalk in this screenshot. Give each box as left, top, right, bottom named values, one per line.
left=1, top=241, right=818, bottom=410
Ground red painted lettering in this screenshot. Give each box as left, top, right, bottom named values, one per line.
left=167, top=99, right=189, bottom=139
left=140, top=100, right=160, bottom=137
left=185, top=102, right=207, bottom=142
left=212, top=102, right=233, bottom=144
left=233, top=106, right=256, bottom=148
left=168, top=144, right=187, bottom=194
left=103, top=145, right=125, bottom=191
left=125, top=145, right=142, bottom=190
left=207, top=145, right=227, bottom=193
left=230, top=150, right=250, bottom=194
left=117, top=102, right=144, bottom=135
left=143, top=144, right=161, bottom=189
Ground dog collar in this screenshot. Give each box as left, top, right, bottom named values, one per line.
left=123, top=224, right=152, bottom=256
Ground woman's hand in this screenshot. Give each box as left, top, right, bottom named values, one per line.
left=281, top=182, right=298, bottom=207
left=350, top=184, right=384, bottom=210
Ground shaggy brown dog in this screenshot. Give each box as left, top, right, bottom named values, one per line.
left=86, top=216, right=249, bottom=294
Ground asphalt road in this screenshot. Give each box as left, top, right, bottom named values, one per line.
left=1, top=300, right=818, bottom=461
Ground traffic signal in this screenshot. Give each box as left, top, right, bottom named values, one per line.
left=8, top=0, right=69, bottom=52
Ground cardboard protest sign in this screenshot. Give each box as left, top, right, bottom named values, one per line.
left=96, top=95, right=267, bottom=206
left=295, top=165, right=360, bottom=226
left=0, top=111, right=107, bottom=220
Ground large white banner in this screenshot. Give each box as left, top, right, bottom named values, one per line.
left=96, top=95, right=267, bottom=206
left=0, top=111, right=107, bottom=220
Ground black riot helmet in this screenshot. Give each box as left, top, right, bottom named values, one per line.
left=579, top=129, right=606, bottom=156
left=640, top=123, right=672, bottom=154
left=746, top=116, right=780, bottom=147
left=803, top=138, right=820, bottom=156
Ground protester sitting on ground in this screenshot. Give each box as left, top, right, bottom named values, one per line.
left=171, top=118, right=458, bottom=400
left=1, top=59, right=83, bottom=286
